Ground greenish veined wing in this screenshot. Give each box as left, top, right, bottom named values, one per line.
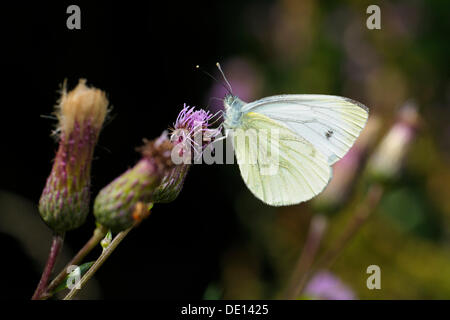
left=242, top=95, right=369, bottom=165
left=231, top=112, right=332, bottom=206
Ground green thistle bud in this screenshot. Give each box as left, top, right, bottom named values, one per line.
left=93, top=135, right=174, bottom=232
left=151, top=164, right=190, bottom=203
left=39, top=80, right=108, bottom=232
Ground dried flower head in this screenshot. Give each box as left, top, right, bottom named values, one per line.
left=56, top=79, right=108, bottom=135
left=39, top=79, right=108, bottom=232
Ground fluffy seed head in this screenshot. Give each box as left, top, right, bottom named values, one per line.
left=57, top=79, right=108, bottom=135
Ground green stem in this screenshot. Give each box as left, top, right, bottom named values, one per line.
left=42, top=225, right=107, bottom=299
left=284, top=215, right=327, bottom=299
left=63, top=226, right=133, bottom=300
left=31, top=233, right=65, bottom=300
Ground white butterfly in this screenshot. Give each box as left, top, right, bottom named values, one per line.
left=218, top=67, right=369, bottom=206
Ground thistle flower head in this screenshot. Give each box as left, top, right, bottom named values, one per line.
left=171, top=104, right=221, bottom=163
left=174, top=104, right=214, bottom=132
left=153, top=105, right=221, bottom=202
left=39, top=79, right=108, bottom=233
left=93, top=134, right=174, bottom=232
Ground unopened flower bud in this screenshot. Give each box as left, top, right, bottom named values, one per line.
left=93, top=135, right=174, bottom=232
left=39, top=79, right=108, bottom=232
left=151, top=163, right=190, bottom=203
left=100, top=230, right=112, bottom=250
left=367, top=102, right=420, bottom=181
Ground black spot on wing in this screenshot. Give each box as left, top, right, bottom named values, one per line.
left=325, top=129, right=334, bottom=139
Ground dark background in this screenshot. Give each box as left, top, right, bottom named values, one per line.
left=0, top=0, right=243, bottom=299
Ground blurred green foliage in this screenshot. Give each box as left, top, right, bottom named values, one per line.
left=213, top=0, right=450, bottom=299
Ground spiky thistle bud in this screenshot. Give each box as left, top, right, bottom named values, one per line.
left=39, top=79, right=108, bottom=233
left=151, top=104, right=220, bottom=203
left=93, top=134, right=174, bottom=232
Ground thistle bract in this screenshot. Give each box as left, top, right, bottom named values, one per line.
left=151, top=163, right=190, bottom=203
left=39, top=80, right=108, bottom=232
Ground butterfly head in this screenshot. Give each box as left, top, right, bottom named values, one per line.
left=223, top=94, right=246, bottom=129
left=224, top=94, right=246, bottom=110
left=224, top=94, right=235, bottom=111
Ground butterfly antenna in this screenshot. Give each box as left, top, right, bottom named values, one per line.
left=216, top=62, right=233, bottom=94
left=195, top=65, right=231, bottom=95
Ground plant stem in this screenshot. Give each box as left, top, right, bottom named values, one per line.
left=42, top=225, right=107, bottom=299
left=31, top=233, right=65, bottom=300
left=297, top=184, right=384, bottom=296
left=284, top=214, right=327, bottom=299
left=63, top=226, right=133, bottom=300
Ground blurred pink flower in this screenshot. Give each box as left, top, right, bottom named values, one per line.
left=304, top=271, right=356, bottom=300
left=206, top=58, right=263, bottom=114
left=368, top=101, right=420, bottom=180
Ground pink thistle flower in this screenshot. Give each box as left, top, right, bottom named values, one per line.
left=152, top=105, right=221, bottom=202
left=171, top=104, right=221, bottom=164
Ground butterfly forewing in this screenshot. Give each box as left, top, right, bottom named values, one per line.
left=242, top=95, right=369, bottom=165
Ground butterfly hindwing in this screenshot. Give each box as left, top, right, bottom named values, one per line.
left=231, top=112, right=332, bottom=206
